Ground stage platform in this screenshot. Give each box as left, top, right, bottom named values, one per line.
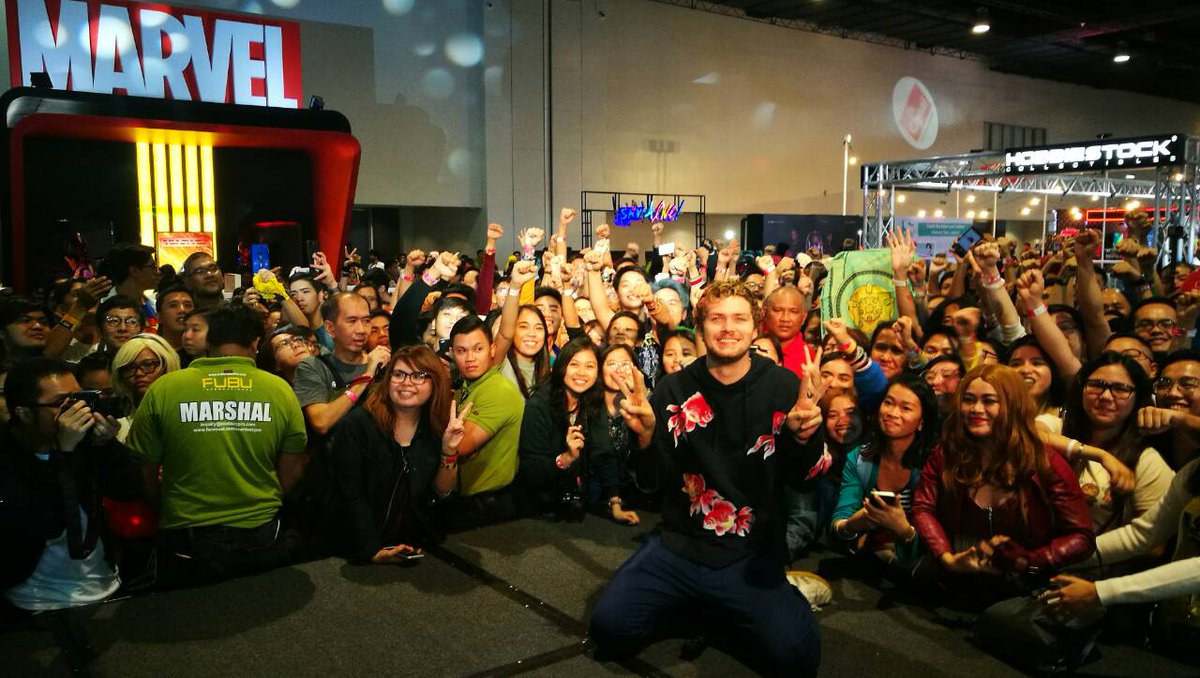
left=3, top=514, right=1196, bottom=676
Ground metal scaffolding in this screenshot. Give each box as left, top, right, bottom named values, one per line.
left=860, top=135, right=1200, bottom=261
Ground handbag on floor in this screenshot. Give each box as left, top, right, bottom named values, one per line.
left=975, top=594, right=1105, bottom=674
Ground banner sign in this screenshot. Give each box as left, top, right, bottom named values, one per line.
left=612, top=198, right=685, bottom=227
left=820, top=248, right=896, bottom=337
left=1004, top=134, right=1182, bottom=176
left=7, top=0, right=302, bottom=107
left=156, top=231, right=212, bottom=272
left=897, top=217, right=973, bottom=259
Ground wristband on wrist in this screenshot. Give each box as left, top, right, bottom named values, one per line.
left=837, top=340, right=852, bottom=352
left=555, top=454, right=573, bottom=470
left=761, top=262, right=776, bottom=274
left=892, top=278, right=909, bottom=287
left=344, top=389, right=360, bottom=404
left=348, top=374, right=374, bottom=387
left=421, top=270, right=439, bottom=287
left=689, top=275, right=705, bottom=287
left=401, top=273, right=414, bottom=282
left=507, top=287, right=521, bottom=297
left=1026, top=304, right=1048, bottom=318
left=912, top=290, right=927, bottom=299
left=1065, top=438, right=1082, bottom=460
left=485, top=247, right=496, bottom=256
left=607, top=497, right=623, bottom=509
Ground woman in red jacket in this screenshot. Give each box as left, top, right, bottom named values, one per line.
left=913, top=363, right=1095, bottom=605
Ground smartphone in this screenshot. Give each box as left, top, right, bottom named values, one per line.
left=952, top=228, right=982, bottom=256
left=383, top=545, right=425, bottom=560
left=304, top=239, right=320, bottom=262
left=657, top=242, right=676, bottom=256
left=250, top=244, right=270, bottom=272
left=871, top=490, right=898, bottom=503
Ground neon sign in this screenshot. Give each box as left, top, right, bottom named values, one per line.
left=612, top=198, right=685, bottom=227
left=1004, top=134, right=1182, bottom=176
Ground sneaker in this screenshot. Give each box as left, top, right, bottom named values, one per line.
left=786, top=570, right=833, bottom=610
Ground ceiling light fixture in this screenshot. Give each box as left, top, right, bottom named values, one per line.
left=971, top=9, right=990, bottom=35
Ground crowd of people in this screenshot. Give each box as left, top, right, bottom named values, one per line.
left=1, top=208, right=1199, bottom=675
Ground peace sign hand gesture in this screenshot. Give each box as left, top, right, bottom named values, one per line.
left=442, top=400, right=474, bottom=453
left=618, top=367, right=655, bottom=449
left=787, top=345, right=824, bottom=442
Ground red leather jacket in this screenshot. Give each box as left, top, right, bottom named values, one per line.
left=912, top=445, right=1095, bottom=574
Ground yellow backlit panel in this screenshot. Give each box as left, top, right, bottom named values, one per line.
left=151, top=143, right=169, bottom=232
left=168, top=144, right=185, bottom=232
left=135, top=142, right=154, bottom=247
left=200, top=145, right=216, bottom=235
left=184, top=145, right=201, bottom=232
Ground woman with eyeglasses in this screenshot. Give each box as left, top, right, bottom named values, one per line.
left=912, top=364, right=1094, bottom=607
left=329, top=346, right=467, bottom=564
left=518, top=338, right=638, bottom=525
left=111, top=333, right=180, bottom=414
left=1060, top=353, right=1174, bottom=534
left=832, top=375, right=939, bottom=572
left=923, top=354, right=965, bottom=418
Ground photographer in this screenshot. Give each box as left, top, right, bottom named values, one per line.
left=1, top=357, right=142, bottom=672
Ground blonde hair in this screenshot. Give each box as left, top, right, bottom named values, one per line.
left=111, top=333, right=180, bottom=401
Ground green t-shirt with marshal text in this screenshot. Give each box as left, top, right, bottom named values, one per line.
left=126, top=356, right=308, bottom=529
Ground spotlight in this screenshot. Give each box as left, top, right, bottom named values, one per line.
left=971, top=9, right=990, bottom=35
left=1020, top=207, right=1031, bottom=216
left=896, top=194, right=907, bottom=203
left=1174, top=172, right=1185, bottom=182
left=308, top=95, right=325, bottom=111
left=917, top=209, right=927, bottom=217
left=933, top=209, right=944, bottom=218
left=980, top=210, right=989, bottom=219
left=965, top=194, right=976, bottom=203
left=1113, top=42, right=1131, bottom=63
left=1029, top=197, right=1041, bottom=206
left=966, top=210, right=976, bottom=219
left=30, top=71, right=52, bottom=88
left=724, top=229, right=736, bottom=241
left=848, top=156, right=858, bottom=165
left=1125, top=200, right=1141, bottom=211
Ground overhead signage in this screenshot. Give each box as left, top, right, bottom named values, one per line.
left=892, top=77, right=938, bottom=150
left=612, top=198, right=685, bottom=227
left=1004, top=134, right=1182, bottom=175
left=7, top=0, right=303, bottom=108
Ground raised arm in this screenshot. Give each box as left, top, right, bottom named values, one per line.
left=492, top=261, right=537, bottom=366
left=475, top=224, right=502, bottom=315
left=1068, top=229, right=1113, bottom=358
left=888, top=227, right=920, bottom=328
left=1016, top=269, right=1082, bottom=383
left=972, top=241, right=1023, bottom=344
left=584, top=249, right=615, bottom=330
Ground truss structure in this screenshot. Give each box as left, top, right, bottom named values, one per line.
left=861, top=136, right=1200, bottom=262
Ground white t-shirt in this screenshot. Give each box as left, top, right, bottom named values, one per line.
left=1076, top=447, right=1175, bottom=533
left=5, top=508, right=121, bottom=611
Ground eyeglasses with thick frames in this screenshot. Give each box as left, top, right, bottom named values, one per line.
left=119, top=357, right=163, bottom=377
left=391, top=369, right=432, bottom=384
left=187, top=264, right=222, bottom=277
left=1083, top=379, right=1137, bottom=400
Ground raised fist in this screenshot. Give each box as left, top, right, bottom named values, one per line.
left=560, top=207, right=577, bottom=225
left=487, top=223, right=504, bottom=241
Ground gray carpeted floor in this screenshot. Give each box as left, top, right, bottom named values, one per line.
left=3, top=515, right=1197, bottom=676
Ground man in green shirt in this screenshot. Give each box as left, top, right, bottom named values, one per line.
left=447, top=315, right=524, bottom=528
left=127, top=305, right=307, bottom=585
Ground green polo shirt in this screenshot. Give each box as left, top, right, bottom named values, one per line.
left=126, top=355, right=308, bottom=529
left=458, top=366, right=524, bottom=496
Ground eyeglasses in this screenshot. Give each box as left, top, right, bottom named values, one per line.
left=391, top=369, right=432, bottom=384
left=119, top=357, right=163, bottom=377
left=872, top=344, right=905, bottom=356
left=605, top=360, right=633, bottom=370
left=104, top=316, right=143, bottom=328
left=187, top=264, right=221, bottom=277
left=273, top=336, right=309, bottom=351
left=1154, top=376, right=1200, bottom=396
left=1118, top=348, right=1151, bottom=363
left=1083, top=379, right=1137, bottom=400
left=1135, top=318, right=1178, bottom=332
left=749, top=345, right=774, bottom=356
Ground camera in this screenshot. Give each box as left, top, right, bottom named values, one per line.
left=70, top=390, right=130, bottom=419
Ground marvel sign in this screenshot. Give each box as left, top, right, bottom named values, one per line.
left=6, top=0, right=302, bottom=107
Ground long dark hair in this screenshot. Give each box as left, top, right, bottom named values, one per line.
left=1005, top=335, right=1066, bottom=409
left=546, top=338, right=604, bottom=433
left=1062, top=351, right=1153, bottom=468
left=506, top=304, right=550, bottom=398
left=861, top=373, right=939, bottom=470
